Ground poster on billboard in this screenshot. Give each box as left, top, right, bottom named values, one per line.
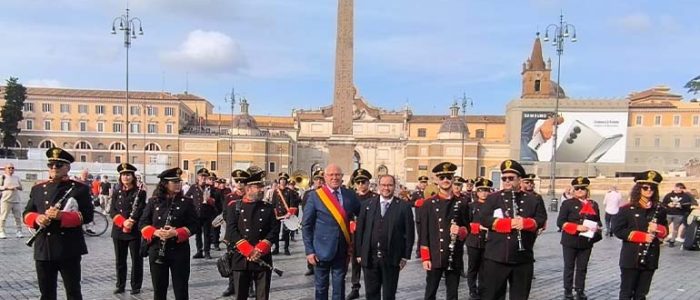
left=520, top=111, right=627, bottom=163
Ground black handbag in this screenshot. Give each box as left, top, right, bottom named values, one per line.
left=217, top=251, right=234, bottom=278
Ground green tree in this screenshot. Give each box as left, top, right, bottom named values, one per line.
left=685, top=75, right=700, bottom=94
left=1, top=77, right=27, bottom=148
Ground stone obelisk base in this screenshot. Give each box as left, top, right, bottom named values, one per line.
left=327, top=135, right=355, bottom=184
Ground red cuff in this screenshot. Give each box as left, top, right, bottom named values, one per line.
left=470, top=223, right=481, bottom=235
left=207, top=198, right=215, bottom=206
left=227, top=199, right=236, bottom=207
left=420, top=246, right=430, bottom=262
left=141, top=225, right=156, bottom=242
left=175, top=227, right=190, bottom=243
left=493, top=218, right=512, bottom=233
left=458, top=226, right=468, bottom=240
left=24, top=212, right=40, bottom=228
left=656, top=225, right=668, bottom=239
left=562, top=222, right=579, bottom=235
left=59, top=212, right=82, bottom=228
left=415, top=199, right=425, bottom=208
left=349, top=221, right=356, bottom=234
left=628, top=231, right=648, bottom=243
left=255, top=240, right=272, bottom=255
left=288, top=207, right=298, bottom=215
left=236, top=240, right=254, bottom=257
left=522, top=218, right=537, bottom=232
left=113, top=215, right=126, bottom=228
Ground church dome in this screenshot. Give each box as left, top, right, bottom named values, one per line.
left=232, top=114, right=259, bottom=130
left=437, top=103, right=469, bottom=139
left=550, top=81, right=566, bottom=98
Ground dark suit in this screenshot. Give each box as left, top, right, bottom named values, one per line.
left=302, top=185, right=361, bottom=300
left=354, top=196, right=414, bottom=300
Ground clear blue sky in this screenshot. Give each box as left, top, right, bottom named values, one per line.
left=1, top=0, right=698, bottom=116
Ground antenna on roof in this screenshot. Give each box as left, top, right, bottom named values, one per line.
left=184, top=72, right=189, bottom=95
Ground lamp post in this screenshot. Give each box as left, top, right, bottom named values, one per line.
left=458, top=93, right=473, bottom=178
left=143, top=104, right=151, bottom=183
left=111, top=6, right=144, bottom=160
left=542, top=14, right=577, bottom=212
left=224, top=88, right=237, bottom=173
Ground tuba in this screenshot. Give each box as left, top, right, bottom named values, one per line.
left=423, top=182, right=439, bottom=199
left=291, top=170, right=309, bottom=189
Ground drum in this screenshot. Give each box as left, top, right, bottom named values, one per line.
left=281, top=215, right=301, bottom=231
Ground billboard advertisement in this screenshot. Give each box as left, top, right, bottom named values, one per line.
left=520, top=111, right=627, bottom=163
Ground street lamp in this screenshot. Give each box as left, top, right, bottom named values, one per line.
left=542, top=14, right=577, bottom=212
left=224, top=87, right=237, bottom=173
left=143, top=104, right=151, bottom=183
left=458, top=93, right=473, bottom=178
left=111, top=6, right=144, bottom=160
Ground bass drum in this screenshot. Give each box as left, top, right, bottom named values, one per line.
left=281, top=215, right=302, bottom=231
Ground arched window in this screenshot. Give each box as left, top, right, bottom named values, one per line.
left=475, top=129, right=485, bottom=139
left=96, top=143, right=105, bottom=149
left=145, top=143, right=161, bottom=151
left=109, top=142, right=126, bottom=150
left=39, top=140, right=56, bottom=149
left=165, top=145, right=172, bottom=151
left=377, top=165, right=388, bottom=176
left=75, top=141, right=92, bottom=149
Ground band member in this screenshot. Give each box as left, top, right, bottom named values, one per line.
left=466, top=177, right=493, bottom=300
left=222, top=169, right=251, bottom=298
left=419, top=162, right=469, bottom=300
left=23, top=147, right=94, bottom=300
left=139, top=167, right=198, bottom=300
left=463, top=178, right=475, bottom=203
left=109, top=163, right=147, bottom=295
left=557, top=177, right=602, bottom=300
left=211, top=178, right=229, bottom=251
left=347, top=168, right=378, bottom=300
left=228, top=169, right=279, bottom=300
left=302, top=164, right=361, bottom=300
left=411, top=175, right=429, bottom=258
left=452, top=176, right=467, bottom=201
left=354, top=174, right=414, bottom=300
left=613, top=170, right=668, bottom=300
left=480, top=159, right=547, bottom=300
left=521, top=174, right=547, bottom=235
left=270, top=172, right=300, bottom=255
left=301, top=169, right=325, bottom=277
left=185, top=168, right=217, bottom=259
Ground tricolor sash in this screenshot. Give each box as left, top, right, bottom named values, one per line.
left=316, top=186, right=351, bottom=245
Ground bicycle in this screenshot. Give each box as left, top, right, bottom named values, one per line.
left=83, top=209, right=109, bottom=237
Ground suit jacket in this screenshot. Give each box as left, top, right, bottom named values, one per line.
left=302, top=185, right=361, bottom=262
left=354, top=196, right=414, bottom=267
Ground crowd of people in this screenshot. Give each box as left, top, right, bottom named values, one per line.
left=5, top=146, right=700, bottom=299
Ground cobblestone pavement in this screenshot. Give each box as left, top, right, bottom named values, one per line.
left=1, top=208, right=699, bottom=299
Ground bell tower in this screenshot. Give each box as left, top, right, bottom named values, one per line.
left=521, top=33, right=553, bottom=98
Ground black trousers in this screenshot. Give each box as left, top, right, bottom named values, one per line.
left=35, top=257, right=82, bottom=300
left=149, top=246, right=191, bottom=300
left=234, top=270, right=271, bottom=300
left=195, top=216, right=214, bottom=252
left=363, top=259, right=400, bottom=300
left=113, top=237, right=143, bottom=290
left=620, top=268, right=655, bottom=300
left=424, top=268, right=460, bottom=300
left=481, top=259, right=534, bottom=300
left=350, top=254, right=362, bottom=290
left=562, top=246, right=591, bottom=291
left=211, top=226, right=222, bottom=247
left=281, top=226, right=292, bottom=250
left=466, top=246, right=485, bottom=294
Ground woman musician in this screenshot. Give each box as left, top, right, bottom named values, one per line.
left=556, top=177, right=602, bottom=300
left=109, top=163, right=148, bottom=295
left=139, top=168, right=199, bottom=300
left=612, top=170, right=668, bottom=300
left=465, top=177, right=493, bottom=300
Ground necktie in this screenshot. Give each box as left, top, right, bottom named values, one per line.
left=381, top=201, right=390, bottom=217
left=334, top=190, right=342, bottom=206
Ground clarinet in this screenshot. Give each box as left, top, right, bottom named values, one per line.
left=123, top=185, right=143, bottom=234
left=639, top=203, right=662, bottom=266
left=508, top=190, right=526, bottom=252
left=446, top=197, right=460, bottom=270
left=154, top=203, right=174, bottom=265
left=26, top=185, right=75, bottom=247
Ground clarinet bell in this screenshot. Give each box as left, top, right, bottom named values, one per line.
left=155, top=255, right=166, bottom=265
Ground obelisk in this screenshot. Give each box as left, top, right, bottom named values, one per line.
left=328, top=0, right=356, bottom=179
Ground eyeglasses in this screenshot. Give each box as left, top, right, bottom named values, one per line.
left=355, top=180, right=368, bottom=185
left=522, top=181, right=533, bottom=185
left=438, top=175, right=453, bottom=181
left=641, top=185, right=653, bottom=191
left=501, top=176, right=517, bottom=182
left=573, top=186, right=587, bottom=191
left=477, top=188, right=490, bottom=193
left=47, top=162, right=66, bottom=169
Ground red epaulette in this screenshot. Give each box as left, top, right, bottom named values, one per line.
left=33, top=179, right=50, bottom=186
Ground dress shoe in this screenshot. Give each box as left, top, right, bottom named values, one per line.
left=469, top=291, right=481, bottom=300
left=564, top=289, right=574, bottom=300
left=193, top=251, right=204, bottom=259
left=575, top=289, right=587, bottom=300
left=113, top=288, right=125, bottom=294
left=271, top=249, right=279, bottom=255
left=130, top=289, right=141, bottom=295
left=222, top=289, right=235, bottom=297
left=346, top=289, right=360, bottom=300
left=205, top=252, right=212, bottom=259
left=304, top=269, right=314, bottom=276
left=668, top=241, right=675, bottom=248
left=284, top=249, right=291, bottom=256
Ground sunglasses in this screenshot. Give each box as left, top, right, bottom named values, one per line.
left=640, top=185, right=653, bottom=191
left=573, top=186, right=587, bottom=191
left=438, top=175, right=453, bottom=181
left=501, top=176, right=517, bottom=182
left=6, top=167, right=14, bottom=169
left=477, top=188, right=490, bottom=192
left=355, top=179, right=368, bottom=185
left=47, top=162, right=66, bottom=169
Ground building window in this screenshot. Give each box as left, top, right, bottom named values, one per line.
left=39, top=140, right=55, bottom=148
left=78, top=104, right=88, bottom=114
left=131, top=156, right=137, bottom=163
left=634, top=137, right=640, bottom=148
left=148, top=123, right=157, bottom=133
left=417, top=128, right=427, bottom=137
left=97, top=155, right=103, bottom=163
left=42, top=103, right=52, bottom=113
left=693, top=115, right=699, bottom=127
left=635, top=115, right=643, bottom=126
left=479, top=166, right=486, bottom=177
left=673, top=115, right=681, bottom=126
left=269, top=162, right=276, bottom=173
left=110, top=142, right=126, bottom=150
left=60, top=104, right=70, bottom=113
left=654, top=137, right=660, bottom=148
left=75, top=141, right=91, bottom=149
left=130, top=106, right=140, bottom=116
left=113, top=123, right=123, bottom=133
left=147, top=106, right=157, bottom=116
left=130, top=123, right=140, bottom=133
left=79, top=121, right=87, bottom=132
left=166, top=124, right=173, bottom=134
left=60, top=121, right=70, bottom=131
left=44, top=120, right=51, bottom=130
left=95, top=105, right=105, bottom=114
left=115, top=156, right=121, bottom=163
left=183, top=160, right=189, bottom=170
left=79, top=155, right=87, bottom=163
left=113, top=105, right=123, bottom=115
left=211, top=161, right=217, bottom=171
left=674, top=138, right=681, bottom=148
left=23, top=102, right=34, bottom=112
left=165, top=107, right=175, bottom=116
left=26, top=120, right=33, bottom=130
left=97, top=122, right=104, bottom=132
left=418, top=165, right=428, bottom=171
left=654, top=115, right=661, bottom=126
left=145, top=143, right=160, bottom=151
left=534, top=80, right=541, bottom=92
left=475, top=129, right=485, bottom=138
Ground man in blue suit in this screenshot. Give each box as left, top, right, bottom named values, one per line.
left=303, top=164, right=361, bottom=300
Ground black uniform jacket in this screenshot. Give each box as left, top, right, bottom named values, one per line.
left=556, top=198, right=603, bottom=249
left=224, top=189, right=245, bottom=220
left=109, top=186, right=148, bottom=240
left=354, top=196, right=415, bottom=267
left=186, top=185, right=218, bottom=219
left=480, top=190, right=547, bottom=265
left=418, top=194, right=470, bottom=269
left=613, top=203, right=668, bottom=270
left=227, top=200, right=280, bottom=271
left=23, top=179, right=94, bottom=261
left=466, top=200, right=488, bottom=249
left=139, top=194, right=199, bottom=254
left=271, top=187, right=301, bottom=218
left=410, top=190, right=424, bottom=207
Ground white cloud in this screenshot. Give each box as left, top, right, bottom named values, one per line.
left=161, top=30, right=247, bottom=74
left=616, top=13, right=652, bottom=32
left=25, top=79, right=63, bottom=88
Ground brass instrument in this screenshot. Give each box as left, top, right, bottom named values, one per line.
left=423, top=183, right=439, bottom=199
left=291, top=170, right=309, bottom=189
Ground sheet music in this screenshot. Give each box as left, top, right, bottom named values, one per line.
left=579, top=219, right=597, bottom=238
